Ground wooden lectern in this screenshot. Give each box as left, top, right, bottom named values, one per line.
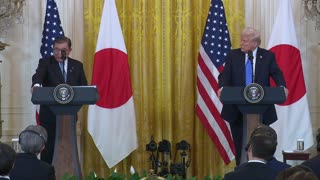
left=31, top=86, right=99, bottom=180
left=220, top=86, right=286, bottom=164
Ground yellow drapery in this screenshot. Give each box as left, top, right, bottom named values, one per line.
left=83, top=0, right=244, bottom=178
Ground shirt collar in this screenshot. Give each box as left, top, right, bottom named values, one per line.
left=0, top=175, right=10, bottom=179
left=248, top=159, right=266, bottom=164
left=245, top=47, right=258, bottom=59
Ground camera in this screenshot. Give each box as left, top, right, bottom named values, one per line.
left=176, top=140, right=190, bottom=151
left=158, top=140, right=171, bottom=153
left=170, top=163, right=185, bottom=177
left=146, top=136, right=158, bottom=152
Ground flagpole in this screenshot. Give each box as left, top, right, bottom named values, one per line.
left=0, top=64, right=2, bottom=138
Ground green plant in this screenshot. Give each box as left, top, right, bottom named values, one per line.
left=203, top=175, right=223, bottom=180
left=61, top=171, right=222, bottom=180
left=61, top=171, right=105, bottom=180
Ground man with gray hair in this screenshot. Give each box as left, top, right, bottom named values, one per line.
left=10, top=125, right=55, bottom=180
left=217, top=27, right=288, bottom=165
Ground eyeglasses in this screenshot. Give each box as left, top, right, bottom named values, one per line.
left=53, top=48, right=69, bottom=54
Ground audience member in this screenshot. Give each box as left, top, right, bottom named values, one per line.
left=10, top=125, right=56, bottom=180
left=300, top=128, right=320, bottom=179
left=0, top=143, right=16, bottom=180
left=276, top=165, right=317, bottom=180
left=235, top=125, right=290, bottom=174
left=224, top=132, right=277, bottom=180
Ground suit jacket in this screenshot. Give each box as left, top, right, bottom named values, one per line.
left=267, top=157, right=291, bottom=174
left=301, top=154, right=320, bottom=179
left=224, top=162, right=277, bottom=180
left=32, top=56, right=88, bottom=122
left=10, top=153, right=55, bottom=180
left=218, top=48, right=286, bottom=125
left=235, top=157, right=290, bottom=175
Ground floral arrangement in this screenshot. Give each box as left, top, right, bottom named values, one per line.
left=61, top=171, right=223, bottom=180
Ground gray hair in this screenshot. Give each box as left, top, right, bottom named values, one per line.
left=242, top=27, right=261, bottom=46
left=19, top=125, right=48, bottom=154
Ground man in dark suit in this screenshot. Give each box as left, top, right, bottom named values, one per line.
left=0, top=143, right=16, bottom=180
left=217, top=27, right=288, bottom=165
left=235, top=125, right=290, bottom=174
left=32, top=36, right=87, bottom=164
left=224, top=132, right=278, bottom=180
left=10, top=125, right=55, bottom=180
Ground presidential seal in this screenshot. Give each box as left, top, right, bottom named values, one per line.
left=243, top=83, right=264, bottom=103
left=53, top=84, right=74, bottom=104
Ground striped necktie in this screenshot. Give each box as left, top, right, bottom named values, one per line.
left=59, top=62, right=67, bottom=82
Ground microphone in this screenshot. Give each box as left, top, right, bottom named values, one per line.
left=61, top=50, right=67, bottom=61
left=248, top=50, right=253, bottom=61
left=247, top=50, right=254, bottom=83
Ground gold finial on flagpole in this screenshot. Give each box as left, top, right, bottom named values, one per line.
left=0, top=41, right=9, bottom=51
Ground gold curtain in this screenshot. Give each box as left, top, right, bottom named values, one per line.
left=83, top=0, right=244, bottom=178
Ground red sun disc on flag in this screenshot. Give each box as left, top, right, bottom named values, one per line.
left=270, top=44, right=306, bottom=106
left=92, top=48, right=133, bottom=108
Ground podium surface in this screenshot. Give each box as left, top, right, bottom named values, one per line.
left=32, top=85, right=98, bottom=179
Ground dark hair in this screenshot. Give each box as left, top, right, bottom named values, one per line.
left=0, top=143, right=16, bottom=175
left=249, top=134, right=276, bottom=160
left=53, top=36, right=72, bottom=48
left=251, top=124, right=277, bottom=143
left=245, top=125, right=277, bottom=160
left=276, top=165, right=317, bottom=180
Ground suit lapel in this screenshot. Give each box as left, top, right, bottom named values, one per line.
left=66, top=58, right=75, bottom=84
left=255, top=48, right=263, bottom=83
left=238, top=51, right=246, bottom=85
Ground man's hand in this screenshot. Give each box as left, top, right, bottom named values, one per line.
left=283, top=87, right=289, bottom=99
left=31, top=84, right=41, bottom=94
left=217, top=87, right=223, bottom=99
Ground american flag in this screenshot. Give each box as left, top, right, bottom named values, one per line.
left=196, top=0, right=235, bottom=164
left=36, top=0, right=64, bottom=125
left=40, top=0, right=64, bottom=58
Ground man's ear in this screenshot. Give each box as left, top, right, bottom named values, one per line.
left=247, top=144, right=253, bottom=152
left=41, top=145, right=45, bottom=152
left=245, top=143, right=250, bottom=151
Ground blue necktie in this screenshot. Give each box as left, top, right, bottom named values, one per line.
left=59, top=62, right=67, bottom=82
left=245, top=59, right=252, bottom=85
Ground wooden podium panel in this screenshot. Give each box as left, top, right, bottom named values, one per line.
left=52, top=115, right=82, bottom=179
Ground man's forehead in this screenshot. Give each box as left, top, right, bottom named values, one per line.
left=54, top=42, right=68, bottom=48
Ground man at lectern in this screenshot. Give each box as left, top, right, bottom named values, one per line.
left=217, top=27, right=288, bottom=165
left=31, top=36, right=87, bottom=164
